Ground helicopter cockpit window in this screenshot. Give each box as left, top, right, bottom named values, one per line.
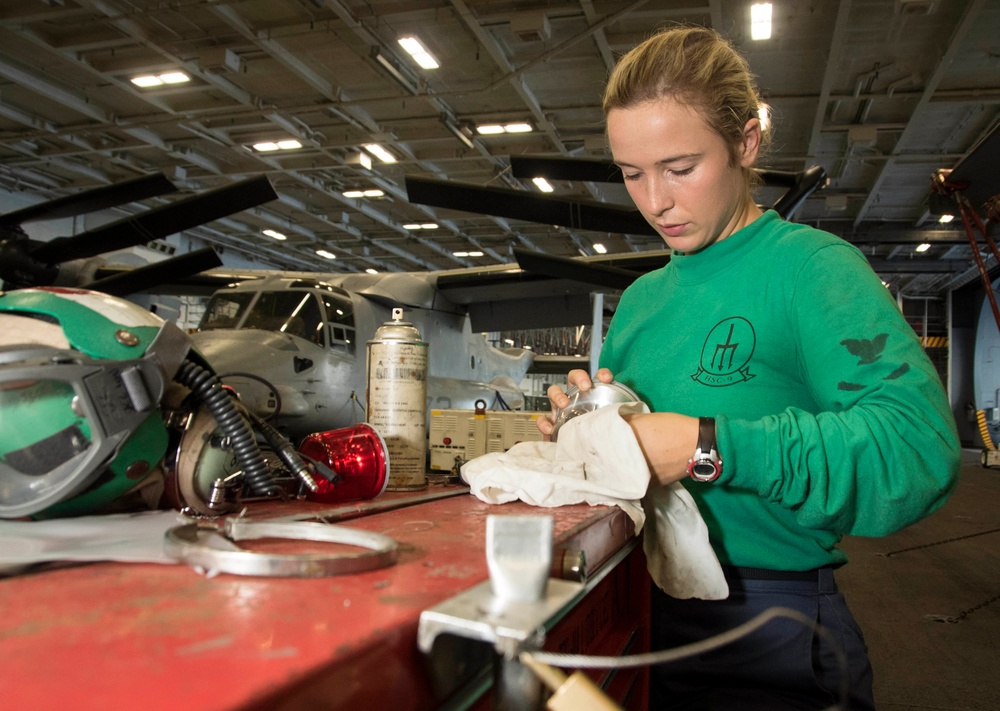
left=199, top=292, right=255, bottom=331
left=241, top=291, right=324, bottom=346
left=320, top=294, right=356, bottom=355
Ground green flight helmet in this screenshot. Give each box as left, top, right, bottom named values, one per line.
left=0, top=287, right=191, bottom=519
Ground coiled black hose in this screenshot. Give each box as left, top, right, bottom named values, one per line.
left=246, top=410, right=317, bottom=491
left=175, top=359, right=281, bottom=498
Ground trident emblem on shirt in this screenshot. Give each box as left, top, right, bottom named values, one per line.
left=692, top=316, right=756, bottom=387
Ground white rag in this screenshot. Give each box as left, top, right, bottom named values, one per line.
left=461, top=403, right=729, bottom=600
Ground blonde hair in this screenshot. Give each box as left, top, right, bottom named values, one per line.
left=603, top=26, right=768, bottom=186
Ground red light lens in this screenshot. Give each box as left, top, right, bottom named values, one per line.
left=298, top=424, right=389, bottom=503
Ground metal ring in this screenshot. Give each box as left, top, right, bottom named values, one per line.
left=164, top=519, right=398, bottom=577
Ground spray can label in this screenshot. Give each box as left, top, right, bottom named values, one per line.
left=367, top=340, right=428, bottom=490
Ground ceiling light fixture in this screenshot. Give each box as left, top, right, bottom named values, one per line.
left=938, top=214, right=955, bottom=223
left=532, top=177, right=554, bottom=193
left=453, top=251, right=484, bottom=257
left=366, top=268, right=379, bottom=275
left=262, top=229, right=287, bottom=241
left=397, top=36, right=439, bottom=70
left=343, top=189, right=385, bottom=198
left=403, top=223, right=439, bottom=230
left=130, top=71, right=191, bottom=88
left=593, top=243, right=607, bottom=254
left=316, top=249, right=336, bottom=259
left=253, top=139, right=303, bottom=152
left=476, top=123, right=534, bottom=135
left=503, top=123, right=533, bottom=133
left=915, top=243, right=931, bottom=253
left=751, top=3, right=773, bottom=40
left=364, top=144, right=397, bottom=163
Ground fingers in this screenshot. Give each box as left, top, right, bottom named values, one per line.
left=593, top=368, right=614, bottom=384
left=537, top=368, right=617, bottom=439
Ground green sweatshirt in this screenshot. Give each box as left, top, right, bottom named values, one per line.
left=600, top=210, right=960, bottom=571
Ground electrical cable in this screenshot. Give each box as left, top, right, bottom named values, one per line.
left=521, top=606, right=850, bottom=711
left=491, top=390, right=512, bottom=411
left=176, top=360, right=281, bottom=498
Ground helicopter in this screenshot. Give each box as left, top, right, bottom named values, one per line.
left=185, top=247, right=671, bottom=440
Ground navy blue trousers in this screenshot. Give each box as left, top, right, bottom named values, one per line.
left=649, top=567, right=875, bottom=710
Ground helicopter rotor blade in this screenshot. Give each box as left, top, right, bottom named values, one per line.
left=82, top=247, right=224, bottom=297
left=29, top=175, right=278, bottom=265
left=510, top=155, right=623, bottom=183
left=512, top=247, right=644, bottom=291
left=404, top=176, right=656, bottom=236
left=0, top=173, right=178, bottom=227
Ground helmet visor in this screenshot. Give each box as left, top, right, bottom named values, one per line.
left=0, top=349, right=165, bottom=518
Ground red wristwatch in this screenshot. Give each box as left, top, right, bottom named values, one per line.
left=687, top=417, right=723, bottom=482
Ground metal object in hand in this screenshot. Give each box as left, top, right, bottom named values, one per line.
left=550, top=380, right=640, bottom=441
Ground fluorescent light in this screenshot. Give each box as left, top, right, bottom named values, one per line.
left=468, top=251, right=483, bottom=257
left=364, top=144, right=397, bottom=163
left=131, top=71, right=191, bottom=88
left=454, top=251, right=483, bottom=257
left=421, top=223, right=438, bottom=229
left=366, top=268, right=379, bottom=274
left=263, top=229, right=287, bottom=241
left=533, top=177, right=554, bottom=193
left=363, top=189, right=384, bottom=197
left=316, top=249, right=336, bottom=259
left=751, top=3, right=772, bottom=40
left=404, top=223, right=440, bottom=230
left=476, top=123, right=533, bottom=135
left=344, top=189, right=384, bottom=198
left=915, top=243, right=931, bottom=253
left=397, top=36, right=439, bottom=70
left=131, top=75, right=163, bottom=87
left=593, top=243, right=607, bottom=254
left=253, top=140, right=302, bottom=152
left=938, top=214, right=955, bottom=223
left=159, top=71, right=190, bottom=84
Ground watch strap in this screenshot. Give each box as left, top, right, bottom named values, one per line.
left=687, top=416, right=723, bottom=482
left=698, top=416, right=716, bottom=452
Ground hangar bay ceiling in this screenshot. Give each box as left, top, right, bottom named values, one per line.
left=0, top=0, right=998, bottom=298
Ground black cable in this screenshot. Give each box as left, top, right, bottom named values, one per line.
left=245, top=409, right=315, bottom=490
left=175, top=359, right=281, bottom=497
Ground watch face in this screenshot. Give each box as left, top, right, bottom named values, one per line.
left=692, top=460, right=718, bottom=478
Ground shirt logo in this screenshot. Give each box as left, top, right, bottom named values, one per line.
left=692, top=317, right=756, bottom=387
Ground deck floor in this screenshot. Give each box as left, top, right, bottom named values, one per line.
left=837, top=449, right=1000, bottom=710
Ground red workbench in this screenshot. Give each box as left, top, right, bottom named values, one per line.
left=0, top=482, right=649, bottom=710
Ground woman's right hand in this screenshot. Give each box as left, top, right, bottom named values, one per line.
left=536, top=367, right=615, bottom=438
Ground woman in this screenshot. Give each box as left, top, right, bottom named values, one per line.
left=539, top=26, right=960, bottom=709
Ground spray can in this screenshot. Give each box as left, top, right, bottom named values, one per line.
left=366, top=307, right=428, bottom=490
